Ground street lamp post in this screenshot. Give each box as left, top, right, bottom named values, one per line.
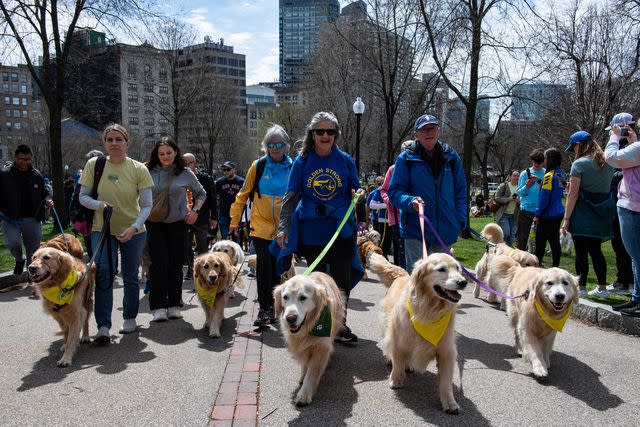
left=352, top=97, right=365, bottom=174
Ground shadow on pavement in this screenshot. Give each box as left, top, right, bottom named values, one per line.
left=283, top=338, right=387, bottom=426
left=394, top=372, right=491, bottom=426
left=544, top=351, right=624, bottom=411
left=253, top=324, right=287, bottom=349
left=347, top=297, right=375, bottom=312
left=17, top=335, right=155, bottom=391
left=0, top=285, right=35, bottom=303
left=457, top=334, right=516, bottom=372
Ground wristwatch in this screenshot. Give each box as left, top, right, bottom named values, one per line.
left=192, top=207, right=200, bottom=214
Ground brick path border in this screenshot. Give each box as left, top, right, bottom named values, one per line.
left=209, top=280, right=262, bottom=427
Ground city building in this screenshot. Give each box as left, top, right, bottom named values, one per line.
left=0, top=63, right=41, bottom=162
left=511, top=83, right=567, bottom=121
left=246, top=85, right=276, bottom=143
left=279, top=0, right=340, bottom=85
left=445, top=97, right=491, bottom=131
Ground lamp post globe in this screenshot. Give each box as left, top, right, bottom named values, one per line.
left=352, top=97, right=365, bottom=174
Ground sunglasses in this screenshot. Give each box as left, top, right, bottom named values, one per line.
left=313, top=128, right=337, bottom=136
left=267, top=142, right=285, bottom=149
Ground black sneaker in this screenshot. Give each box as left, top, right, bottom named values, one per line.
left=335, top=325, right=358, bottom=343
left=607, top=282, right=631, bottom=295
left=620, top=305, right=640, bottom=317
left=13, top=260, right=25, bottom=275
left=268, top=307, right=278, bottom=324
left=613, top=299, right=640, bottom=312
left=253, top=308, right=270, bottom=327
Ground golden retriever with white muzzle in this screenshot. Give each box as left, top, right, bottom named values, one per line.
left=28, top=247, right=95, bottom=367
left=380, top=253, right=467, bottom=414
left=193, top=252, right=238, bottom=338
left=506, top=266, right=578, bottom=378
left=273, top=272, right=346, bottom=406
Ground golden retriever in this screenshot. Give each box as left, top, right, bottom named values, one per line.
left=379, top=253, right=467, bottom=414
left=357, top=236, right=384, bottom=279
left=28, top=247, right=95, bottom=367
left=473, top=223, right=538, bottom=302
left=40, top=234, right=84, bottom=260
left=273, top=272, right=346, bottom=406
left=193, top=252, right=238, bottom=337
left=506, top=265, right=578, bottom=378
left=211, top=239, right=244, bottom=265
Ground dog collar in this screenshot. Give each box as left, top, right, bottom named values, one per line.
left=534, top=300, right=571, bottom=332
left=407, top=297, right=452, bottom=346
left=41, top=269, right=78, bottom=306
left=310, top=305, right=333, bottom=337
left=196, top=278, right=219, bottom=307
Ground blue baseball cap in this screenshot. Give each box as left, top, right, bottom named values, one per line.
left=414, top=114, right=439, bottom=131
left=605, top=112, right=635, bottom=131
left=566, top=131, right=592, bottom=152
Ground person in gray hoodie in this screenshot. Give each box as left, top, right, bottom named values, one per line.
left=146, top=137, right=206, bottom=322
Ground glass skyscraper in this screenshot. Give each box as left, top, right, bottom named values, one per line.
left=279, top=0, right=340, bottom=85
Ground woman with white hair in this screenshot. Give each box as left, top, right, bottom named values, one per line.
left=229, top=124, right=293, bottom=327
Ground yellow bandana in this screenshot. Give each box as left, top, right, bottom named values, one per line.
left=40, top=270, right=78, bottom=306
left=535, top=300, right=571, bottom=332
left=507, top=249, right=516, bottom=258
left=196, top=278, right=219, bottom=307
left=407, top=298, right=452, bottom=346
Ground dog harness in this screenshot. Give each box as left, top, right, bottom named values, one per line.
left=310, top=305, right=333, bottom=337
left=407, top=298, right=452, bottom=346
left=40, top=269, right=79, bottom=306
left=534, top=300, right=571, bottom=332
left=196, top=278, right=220, bottom=307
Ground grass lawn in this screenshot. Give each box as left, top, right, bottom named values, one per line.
left=454, top=216, right=630, bottom=306
left=1, top=217, right=631, bottom=306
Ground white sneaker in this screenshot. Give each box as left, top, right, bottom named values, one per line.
left=587, top=288, right=609, bottom=298
left=94, top=326, right=110, bottom=344
left=119, top=318, right=137, bottom=334
left=151, top=308, right=168, bottom=322
left=578, top=288, right=588, bottom=298
left=167, top=306, right=183, bottom=319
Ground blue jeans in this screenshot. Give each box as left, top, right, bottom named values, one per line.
left=497, top=213, right=515, bottom=246
left=618, top=207, right=640, bottom=301
left=91, top=231, right=146, bottom=330
left=404, top=238, right=447, bottom=274
left=217, top=216, right=239, bottom=243
left=1, top=217, right=42, bottom=266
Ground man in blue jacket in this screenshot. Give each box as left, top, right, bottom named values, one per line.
left=388, top=114, right=467, bottom=273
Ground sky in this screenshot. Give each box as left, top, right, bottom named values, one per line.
left=173, top=0, right=281, bottom=85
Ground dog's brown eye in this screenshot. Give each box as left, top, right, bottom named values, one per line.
left=299, top=295, right=307, bottom=301
left=283, top=295, right=289, bottom=301
left=438, top=266, right=447, bottom=272
left=214, top=264, right=219, bottom=269
left=561, top=280, right=568, bottom=286
left=44, top=255, right=51, bottom=260
left=545, top=281, right=553, bottom=286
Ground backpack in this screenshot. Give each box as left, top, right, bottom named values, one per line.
left=248, top=156, right=292, bottom=201
left=69, top=156, right=107, bottom=236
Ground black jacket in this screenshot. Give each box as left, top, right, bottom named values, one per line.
left=195, top=171, right=217, bottom=225
left=0, top=163, right=50, bottom=221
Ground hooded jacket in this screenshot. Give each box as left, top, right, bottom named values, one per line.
left=0, top=162, right=50, bottom=221
left=388, top=140, right=467, bottom=247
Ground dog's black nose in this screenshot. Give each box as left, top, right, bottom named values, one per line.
left=555, top=293, right=565, bottom=302
left=28, top=265, right=37, bottom=274
left=457, top=280, right=467, bottom=289
left=285, top=313, right=297, bottom=325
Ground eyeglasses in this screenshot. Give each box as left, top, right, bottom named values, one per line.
left=222, top=168, right=231, bottom=172
left=313, top=128, right=337, bottom=136
left=267, top=142, right=285, bottom=149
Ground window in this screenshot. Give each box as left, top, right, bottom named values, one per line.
left=128, top=83, right=137, bottom=92
left=20, top=73, right=27, bottom=81
left=144, top=109, right=153, bottom=116
left=6, top=121, right=11, bottom=128
left=13, top=97, right=19, bottom=105
left=216, top=57, right=227, bottom=65
left=4, top=97, right=9, bottom=105
left=159, top=117, right=168, bottom=125
left=22, top=110, right=28, bottom=118
left=144, top=84, right=154, bottom=93
left=13, top=109, right=20, bottom=117
left=144, top=96, right=153, bottom=104
left=2, top=72, right=8, bottom=81
left=159, top=67, right=167, bottom=80
left=11, top=73, right=18, bottom=82
left=2, top=83, right=8, bottom=91
left=144, top=119, right=154, bottom=126
left=129, top=117, right=139, bottom=125
left=250, top=111, right=256, bottom=119
left=159, top=86, right=168, bottom=94
left=128, top=95, right=138, bottom=103
left=144, top=64, right=151, bottom=75
left=13, top=121, right=20, bottom=129
left=20, top=85, right=27, bottom=94
left=127, top=64, right=136, bottom=78
left=5, top=110, right=10, bottom=118
left=21, top=98, right=26, bottom=106
left=12, top=84, right=18, bottom=92
left=128, top=106, right=138, bottom=114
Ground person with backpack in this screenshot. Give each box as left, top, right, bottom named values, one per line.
left=388, top=114, right=467, bottom=273
left=229, top=124, right=293, bottom=327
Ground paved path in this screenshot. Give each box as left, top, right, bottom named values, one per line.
left=1, top=268, right=639, bottom=426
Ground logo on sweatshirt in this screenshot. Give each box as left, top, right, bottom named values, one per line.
left=307, top=168, right=342, bottom=201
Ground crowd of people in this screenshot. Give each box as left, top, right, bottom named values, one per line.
left=1, top=108, right=640, bottom=342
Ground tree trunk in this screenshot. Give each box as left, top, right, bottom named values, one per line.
left=49, top=104, right=66, bottom=227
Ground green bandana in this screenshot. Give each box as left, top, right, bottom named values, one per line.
left=310, top=305, right=333, bottom=337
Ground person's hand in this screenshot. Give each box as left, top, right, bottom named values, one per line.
left=627, top=125, right=638, bottom=144
left=116, top=226, right=137, bottom=243
left=99, top=201, right=114, bottom=213
left=44, top=199, right=54, bottom=208
left=185, top=211, right=198, bottom=225
left=561, top=217, right=569, bottom=236
left=353, top=188, right=366, bottom=201
left=228, top=226, right=238, bottom=237
left=277, top=232, right=288, bottom=249
left=209, top=219, right=218, bottom=229
left=612, top=124, right=621, bottom=137
left=412, top=197, right=424, bottom=212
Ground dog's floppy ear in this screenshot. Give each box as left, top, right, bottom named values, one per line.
left=50, top=249, right=72, bottom=284
left=273, top=284, right=284, bottom=317
left=193, top=255, right=204, bottom=279
left=570, top=274, right=580, bottom=304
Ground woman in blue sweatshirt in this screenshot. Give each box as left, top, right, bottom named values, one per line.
left=533, top=148, right=565, bottom=267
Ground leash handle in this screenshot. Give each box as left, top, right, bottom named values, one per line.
left=417, top=212, right=526, bottom=301
left=303, top=194, right=359, bottom=276
left=418, top=203, right=428, bottom=259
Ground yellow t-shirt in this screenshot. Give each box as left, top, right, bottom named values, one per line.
left=80, top=157, right=154, bottom=236
left=504, top=182, right=517, bottom=215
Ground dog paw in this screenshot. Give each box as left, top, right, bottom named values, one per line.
left=444, top=403, right=460, bottom=415
left=209, top=331, right=221, bottom=338
left=294, top=391, right=312, bottom=406
left=57, top=357, right=72, bottom=367
left=532, top=365, right=548, bottom=378
left=80, top=336, right=91, bottom=344
left=389, top=379, right=404, bottom=389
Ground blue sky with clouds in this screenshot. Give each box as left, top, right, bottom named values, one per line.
left=173, top=0, right=280, bottom=85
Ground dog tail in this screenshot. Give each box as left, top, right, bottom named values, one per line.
left=481, top=223, right=504, bottom=244
left=367, top=252, right=408, bottom=287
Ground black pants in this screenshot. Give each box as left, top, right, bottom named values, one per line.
left=299, top=235, right=353, bottom=307
left=612, top=212, right=633, bottom=285
left=535, top=216, right=562, bottom=267
left=516, top=210, right=535, bottom=251
left=572, top=235, right=607, bottom=288
left=184, top=224, right=209, bottom=273
left=390, top=224, right=406, bottom=269
left=253, top=237, right=280, bottom=311
left=147, top=221, right=187, bottom=310
left=373, top=221, right=392, bottom=257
